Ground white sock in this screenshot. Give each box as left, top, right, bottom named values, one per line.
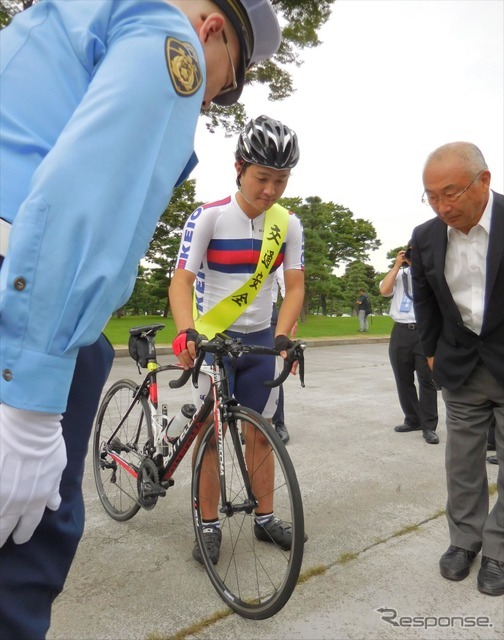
left=254, top=513, right=273, bottom=526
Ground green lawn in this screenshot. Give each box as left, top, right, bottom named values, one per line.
left=104, top=314, right=393, bottom=346
left=294, top=314, right=393, bottom=339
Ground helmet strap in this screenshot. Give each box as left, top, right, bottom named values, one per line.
left=236, top=187, right=257, bottom=211
left=235, top=158, right=246, bottom=188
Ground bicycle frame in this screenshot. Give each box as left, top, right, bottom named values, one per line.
left=102, top=354, right=253, bottom=513
left=94, top=330, right=307, bottom=619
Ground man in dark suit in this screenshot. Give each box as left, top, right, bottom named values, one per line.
left=411, top=142, right=503, bottom=597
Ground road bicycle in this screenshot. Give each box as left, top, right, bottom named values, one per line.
left=92, top=323, right=306, bottom=619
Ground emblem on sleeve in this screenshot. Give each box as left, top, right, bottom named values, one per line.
left=165, top=37, right=203, bottom=97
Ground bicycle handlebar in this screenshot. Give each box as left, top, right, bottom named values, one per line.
left=168, top=333, right=306, bottom=389
left=264, top=341, right=306, bottom=389
left=168, top=365, right=193, bottom=389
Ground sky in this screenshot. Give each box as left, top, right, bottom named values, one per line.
left=190, top=0, right=504, bottom=274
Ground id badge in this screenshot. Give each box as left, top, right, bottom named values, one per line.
left=399, top=294, right=413, bottom=313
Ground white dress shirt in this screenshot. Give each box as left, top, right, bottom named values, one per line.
left=444, top=191, right=493, bottom=335
left=381, top=267, right=417, bottom=324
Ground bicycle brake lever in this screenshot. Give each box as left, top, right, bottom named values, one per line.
left=264, top=341, right=306, bottom=389
left=192, top=350, right=205, bottom=389
left=191, top=334, right=208, bottom=389
left=298, top=347, right=305, bottom=388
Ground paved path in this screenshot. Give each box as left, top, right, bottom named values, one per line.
left=48, top=342, right=502, bottom=640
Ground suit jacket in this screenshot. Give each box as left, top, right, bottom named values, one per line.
left=411, top=190, right=504, bottom=391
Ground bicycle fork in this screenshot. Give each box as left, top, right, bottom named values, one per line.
left=216, top=404, right=258, bottom=517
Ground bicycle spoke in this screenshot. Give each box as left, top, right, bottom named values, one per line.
left=192, top=407, right=304, bottom=619
left=93, top=380, right=151, bottom=521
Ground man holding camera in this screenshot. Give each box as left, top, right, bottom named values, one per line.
left=379, top=245, right=439, bottom=444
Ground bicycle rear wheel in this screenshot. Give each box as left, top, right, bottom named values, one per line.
left=93, top=379, right=151, bottom=521
left=192, top=406, right=304, bottom=619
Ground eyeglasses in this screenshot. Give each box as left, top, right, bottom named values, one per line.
left=218, top=31, right=238, bottom=97
left=421, top=170, right=483, bottom=206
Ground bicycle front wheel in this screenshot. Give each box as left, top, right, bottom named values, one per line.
left=93, top=379, right=151, bottom=521
left=192, top=406, right=304, bottom=619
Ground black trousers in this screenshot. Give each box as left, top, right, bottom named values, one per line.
left=389, top=322, right=438, bottom=431
left=0, top=335, right=114, bottom=639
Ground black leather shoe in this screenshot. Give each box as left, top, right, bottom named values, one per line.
left=477, top=557, right=504, bottom=596
left=423, top=429, right=439, bottom=444
left=394, top=423, right=422, bottom=432
left=486, top=455, right=498, bottom=465
left=439, top=545, right=478, bottom=581
left=275, top=424, right=290, bottom=445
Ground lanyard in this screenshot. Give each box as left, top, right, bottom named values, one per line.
left=402, top=269, right=413, bottom=300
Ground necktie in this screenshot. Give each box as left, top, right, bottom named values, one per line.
left=402, top=269, right=413, bottom=300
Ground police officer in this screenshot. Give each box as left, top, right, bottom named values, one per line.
left=0, top=1, right=281, bottom=637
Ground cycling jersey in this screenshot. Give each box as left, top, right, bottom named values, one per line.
left=175, top=194, right=304, bottom=333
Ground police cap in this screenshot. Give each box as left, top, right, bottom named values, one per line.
left=212, top=0, right=281, bottom=106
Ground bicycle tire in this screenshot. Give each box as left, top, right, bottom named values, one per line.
left=93, top=379, right=152, bottom=521
left=192, top=406, right=304, bottom=619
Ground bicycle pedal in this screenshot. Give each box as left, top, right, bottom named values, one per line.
left=160, top=478, right=175, bottom=489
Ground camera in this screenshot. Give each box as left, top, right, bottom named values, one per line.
left=404, top=247, right=412, bottom=262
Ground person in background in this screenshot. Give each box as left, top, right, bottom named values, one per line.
left=379, top=245, right=439, bottom=444
left=411, top=141, right=504, bottom=596
left=169, top=115, right=306, bottom=565
left=356, top=288, right=372, bottom=332
left=0, top=1, right=282, bottom=637
left=271, top=263, right=298, bottom=444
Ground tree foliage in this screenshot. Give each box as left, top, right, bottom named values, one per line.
left=142, top=180, right=202, bottom=315
left=340, top=260, right=379, bottom=315
left=280, top=196, right=381, bottom=316
left=119, top=264, right=158, bottom=317
left=0, top=0, right=32, bottom=27
left=198, top=0, right=337, bottom=135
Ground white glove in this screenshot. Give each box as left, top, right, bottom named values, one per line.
left=0, top=404, right=66, bottom=547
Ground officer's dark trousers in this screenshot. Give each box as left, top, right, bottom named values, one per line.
left=0, top=335, right=114, bottom=640
left=389, top=322, right=438, bottom=431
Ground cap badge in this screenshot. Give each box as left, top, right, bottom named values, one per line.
left=165, top=37, right=203, bottom=97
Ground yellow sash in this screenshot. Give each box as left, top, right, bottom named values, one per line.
left=194, top=204, right=290, bottom=337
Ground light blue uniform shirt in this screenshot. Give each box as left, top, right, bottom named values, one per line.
left=0, top=0, right=203, bottom=412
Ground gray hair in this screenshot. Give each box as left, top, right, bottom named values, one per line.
left=425, top=142, right=488, bottom=174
